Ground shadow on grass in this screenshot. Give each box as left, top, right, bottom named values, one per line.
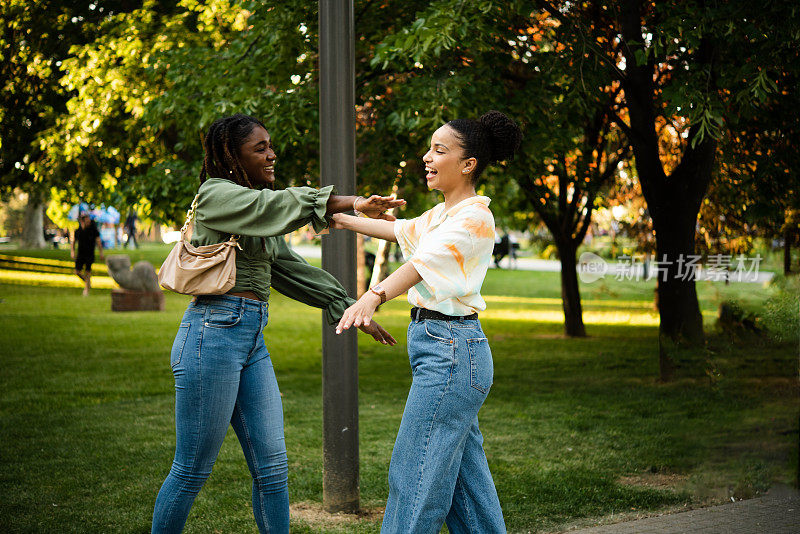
left=0, top=278, right=797, bottom=533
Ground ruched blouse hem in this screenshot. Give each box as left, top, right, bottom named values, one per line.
left=189, top=178, right=354, bottom=324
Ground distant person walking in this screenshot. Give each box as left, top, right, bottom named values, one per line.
left=124, top=212, right=138, bottom=249
left=71, top=213, right=104, bottom=296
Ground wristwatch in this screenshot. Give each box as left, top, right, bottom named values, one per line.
left=369, top=284, right=387, bottom=305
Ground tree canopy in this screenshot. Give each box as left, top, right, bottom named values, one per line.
left=2, top=1, right=797, bottom=366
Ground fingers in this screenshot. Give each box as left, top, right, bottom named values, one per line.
left=336, top=296, right=379, bottom=336
left=329, top=213, right=344, bottom=229
left=377, top=213, right=397, bottom=221
left=358, top=322, right=394, bottom=345
left=336, top=307, right=367, bottom=333
left=372, top=194, right=405, bottom=205
left=347, top=316, right=397, bottom=347
left=377, top=324, right=397, bottom=345
left=361, top=324, right=388, bottom=345
left=374, top=199, right=406, bottom=209
left=336, top=309, right=354, bottom=334
left=359, top=197, right=406, bottom=220
left=361, top=195, right=406, bottom=209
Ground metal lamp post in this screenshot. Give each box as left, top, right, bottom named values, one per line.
left=319, top=0, right=360, bottom=514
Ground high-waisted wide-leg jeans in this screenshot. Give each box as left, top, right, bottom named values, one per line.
left=381, top=316, right=506, bottom=534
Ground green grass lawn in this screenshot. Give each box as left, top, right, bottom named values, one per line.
left=0, top=254, right=797, bottom=533
left=0, top=242, right=176, bottom=268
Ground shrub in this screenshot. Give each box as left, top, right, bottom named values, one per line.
left=762, top=275, right=800, bottom=343
left=717, top=300, right=761, bottom=333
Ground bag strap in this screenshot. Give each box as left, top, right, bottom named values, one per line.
left=180, top=194, right=200, bottom=234
left=180, top=194, right=240, bottom=246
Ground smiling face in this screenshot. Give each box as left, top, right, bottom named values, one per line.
left=238, top=125, right=277, bottom=188
left=422, top=125, right=476, bottom=194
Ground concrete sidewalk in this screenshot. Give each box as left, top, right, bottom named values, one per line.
left=290, top=244, right=775, bottom=284
left=564, top=485, right=799, bottom=534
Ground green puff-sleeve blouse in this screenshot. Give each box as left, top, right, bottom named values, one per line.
left=191, top=177, right=355, bottom=325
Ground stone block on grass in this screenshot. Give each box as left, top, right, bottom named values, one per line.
left=111, top=288, right=165, bottom=312
left=106, top=255, right=164, bottom=311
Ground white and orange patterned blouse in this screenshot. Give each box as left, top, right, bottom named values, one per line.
left=394, top=196, right=496, bottom=316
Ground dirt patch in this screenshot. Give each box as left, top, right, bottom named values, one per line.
left=290, top=502, right=384, bottom=528
left=618, top=471, right=689, bottom=489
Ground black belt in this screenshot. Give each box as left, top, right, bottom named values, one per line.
left=410, top=307, right=478, bottom=322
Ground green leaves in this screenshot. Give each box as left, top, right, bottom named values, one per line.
left=689, top=99, right=724, bottom=149
left=370, top=1, right=494, bottom=69
left=11, top=0, right=798, bottom=236
left=747, top=69, right=779, bottom=101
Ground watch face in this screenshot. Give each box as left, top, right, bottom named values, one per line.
left=372, top=285, right=383, bottom=292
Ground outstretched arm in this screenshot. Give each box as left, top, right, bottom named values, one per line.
left=326, top=195, right=405, bottom=219
left=336, top=262, right=422, bottom=334
left=197, top=180, right=403, bottom=237
left=330, top=213, right=398, bottom=242
left=271, top=237, right=397, bottom=345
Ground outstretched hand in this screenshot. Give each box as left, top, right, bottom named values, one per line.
left=328, top=213, right=345, bottom=229
left=337, top=292, right=381, bottom=335
left=358, top=320, right=397, bottom=346
left=337, top=292, right=396, bottom=345
left=355, top=195, right=405, bottom=220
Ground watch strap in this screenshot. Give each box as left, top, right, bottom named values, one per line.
left=370, top=285, right=387, bottom=304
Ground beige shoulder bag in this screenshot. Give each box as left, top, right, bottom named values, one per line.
left=158, top=194, right=242, bottom=295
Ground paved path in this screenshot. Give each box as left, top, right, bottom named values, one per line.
left=291, top=244, right=775, bottom=284
left=564, top=485, right=799, bottom=534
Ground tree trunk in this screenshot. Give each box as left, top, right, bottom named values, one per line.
left=652, top=214, right=705, bottom=381
left=21, top=193, right=46, bottom=249
left=618, top=0, right=715, bottom=380
left=556, top=239, right=586, bottom=337
left=784, top=227, right=792, bottom=275
left=370, top=237, right=392, bottom=287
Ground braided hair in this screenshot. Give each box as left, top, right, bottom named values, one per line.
left=446, top=110, right=523, bottom=184
left=199, top=114, right=268, bottom=189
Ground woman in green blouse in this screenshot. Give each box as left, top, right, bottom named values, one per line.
left=152, top=114, right=401, bottom=533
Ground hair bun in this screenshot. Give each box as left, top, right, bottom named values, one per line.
left=479, top=110, right=522, bottom=163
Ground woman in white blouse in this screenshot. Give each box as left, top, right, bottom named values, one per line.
left=332, top=110, right=522, bottom=534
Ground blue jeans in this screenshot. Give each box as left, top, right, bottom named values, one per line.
left=381, top=317, right=506, bottom=534
left=152, top=295, right=289, bottom=533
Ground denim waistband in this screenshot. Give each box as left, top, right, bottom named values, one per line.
left=192, top=294, right=268, bottom=313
